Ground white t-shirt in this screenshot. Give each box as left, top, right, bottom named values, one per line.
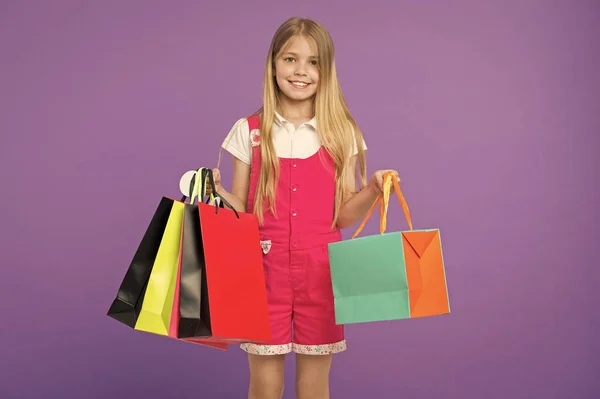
left=221, top=112, right=367, bottom=165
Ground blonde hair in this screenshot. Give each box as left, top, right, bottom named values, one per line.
left=254, top=17, right=367, bottom=227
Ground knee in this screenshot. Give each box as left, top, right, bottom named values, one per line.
left=249, top=373, right=284, bottom=399
left=296, top=360, right=331, bottom=399
left=296, top=375, right=328, bottom=399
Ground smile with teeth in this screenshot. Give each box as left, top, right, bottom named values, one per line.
left=290, top=81, right=310, bottom=89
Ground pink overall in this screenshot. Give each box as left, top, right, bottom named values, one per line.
left=240, top=115, right=346, bottom=356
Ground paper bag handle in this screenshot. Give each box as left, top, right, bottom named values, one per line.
left=204, top=168, right=240, bottom=219
left=352, top=172, right=413, bottom=239
left=179, top=167, right=215, bottom=204
left=179, top=167, right=202, bottom=202
left=179, top=167, right=240, bottom=219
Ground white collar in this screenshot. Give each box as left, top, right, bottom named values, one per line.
left=274, top=111, right=317, bottom=129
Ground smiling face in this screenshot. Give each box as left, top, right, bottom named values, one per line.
left=274, top=35, right=320, bottom=105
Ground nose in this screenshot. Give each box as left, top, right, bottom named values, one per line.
left=294, top=61, right=308, bottom=76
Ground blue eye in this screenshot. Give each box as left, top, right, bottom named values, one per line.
left=285, top=57, right=295, bottom=62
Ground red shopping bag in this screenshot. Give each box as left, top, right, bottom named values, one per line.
left=198, top=172, right=271, bottom=343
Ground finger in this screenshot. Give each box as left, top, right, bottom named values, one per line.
left=204, top=169, right=217, bottom=188
left=384, top=170, right=400, bottom=182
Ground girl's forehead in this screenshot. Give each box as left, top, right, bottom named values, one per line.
left=280, top=35, right=318, bottom=56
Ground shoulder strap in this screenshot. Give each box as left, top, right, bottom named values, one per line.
left=247, top=114, right=260, bottom=131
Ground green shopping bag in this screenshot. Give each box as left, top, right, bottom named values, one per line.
left=328, top=173, right=450, bottom=324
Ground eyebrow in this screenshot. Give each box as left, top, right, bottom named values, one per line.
left=281, top=52, right=318, bottom=58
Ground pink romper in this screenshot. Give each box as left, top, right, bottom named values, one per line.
left=240, top=115, right=346, bottom=356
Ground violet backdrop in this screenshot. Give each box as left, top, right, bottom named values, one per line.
left=1, top=0, right=598, bottom=398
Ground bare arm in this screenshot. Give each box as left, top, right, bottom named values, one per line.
left=336, top=155, right=379, bottom=230
left=336, top=156, right=399, bottom=230
left=212, top=156, right=251, bottom=213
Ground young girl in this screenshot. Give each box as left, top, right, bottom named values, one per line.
left=211, top=17, right=399, bottom=399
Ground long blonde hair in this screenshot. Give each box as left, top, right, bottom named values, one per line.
left=254, top=17, right=367, bottom=227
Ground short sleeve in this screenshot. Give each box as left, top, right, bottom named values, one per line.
left=221, top=117, right=251, bottom=165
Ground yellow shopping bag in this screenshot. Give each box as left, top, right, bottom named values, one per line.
left=134, top=200, right=185, bottom=335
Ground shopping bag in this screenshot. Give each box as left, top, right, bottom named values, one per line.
left=135, top=167, right=212, bottom=338
left=197, top=169, right=271, bottom=343
left=108, top=168, right=228, bottom=350
left=328, top=172, right=450, bottom=324
left=133, top=197, right=184, bottom=336
left=167, top=168, right=229, bottom=350
left=169, top=204, right=228, bottom=350
left=107, top=197, right=176, bottom=327
left=169, top=230, right=227, bottom=350
left=172, top=168, right=212, bottom=338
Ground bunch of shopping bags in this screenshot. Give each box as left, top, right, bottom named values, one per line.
left=108, top=166, right=450, bottom=347
left=107, top=168, right=271, bottom=349
left=328, top=172, right=451, bottom=324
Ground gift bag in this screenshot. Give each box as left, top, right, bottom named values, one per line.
left=197, top=169, right=272, bottom=343
left=168, top=168, right=228, bottom=350
left=107, top=197, right=176, bottom=327
left=134, top=167, right=217, bottom=337
left=171, top=168, right=212, bottom=338
left=169, top=227, right=227, bottom=350
left=133, top=198, right=185, bottom=336
left=328, top=172, right=450, bottom=324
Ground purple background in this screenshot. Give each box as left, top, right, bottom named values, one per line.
left=1, top=1, right=599, bottom=398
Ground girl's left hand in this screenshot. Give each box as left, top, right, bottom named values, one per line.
left=368, top=169, right=400, bottom=195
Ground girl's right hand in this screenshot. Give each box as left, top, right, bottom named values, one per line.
left=205, top=168, right=221, bottom=196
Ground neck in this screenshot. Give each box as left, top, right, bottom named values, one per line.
left=277, top=97, right=314, bottom=120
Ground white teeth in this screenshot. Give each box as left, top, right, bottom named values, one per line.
left=291, top=81, right=307, bottom=87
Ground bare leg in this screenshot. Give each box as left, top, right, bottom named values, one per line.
left=295, top=354, right=333, bottom=399
left=248, top=353, right=286, bottom=399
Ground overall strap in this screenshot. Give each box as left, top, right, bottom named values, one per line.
left=247, top=114, right=260, bottom=131
left=245, top=114, right=262, bottom=215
